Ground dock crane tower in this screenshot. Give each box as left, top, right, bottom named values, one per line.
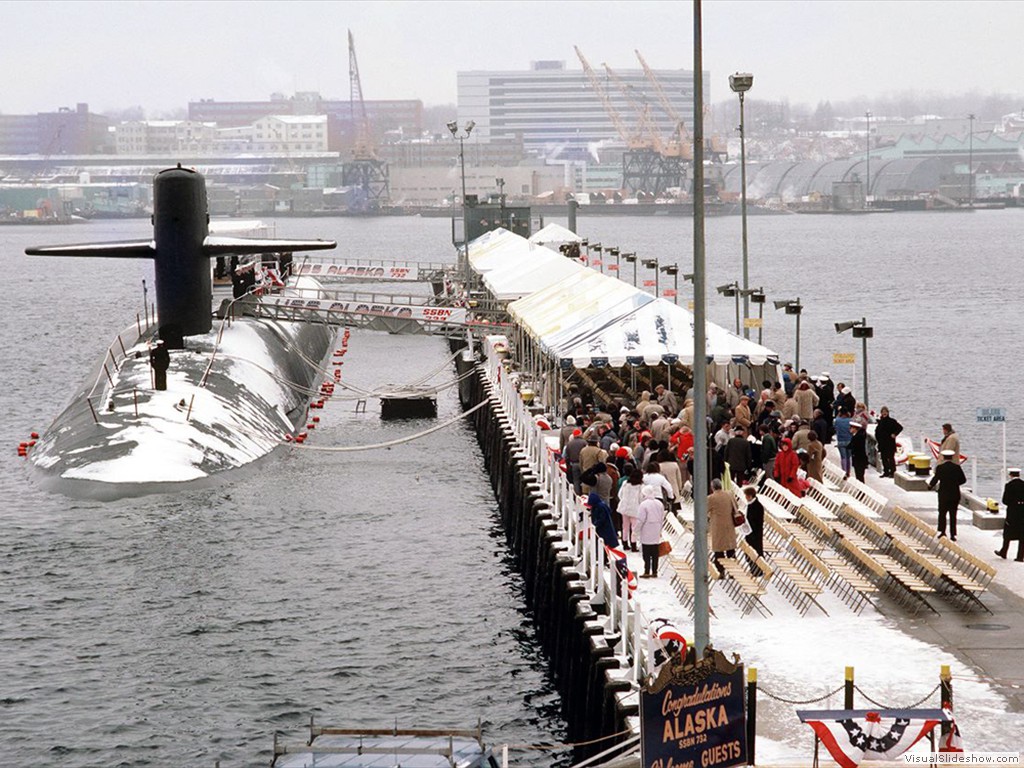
left=341, top=29, right=390, bottom=210
left=635, top=49, right=727, bottom=162
left=601, top=61, right=686, bottom=196
left=574, top=46, right=680, bottom=197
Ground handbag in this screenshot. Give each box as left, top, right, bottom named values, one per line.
left=731, top=496, right=745, bottom=527
left=658, top=540, right=673, bottom=557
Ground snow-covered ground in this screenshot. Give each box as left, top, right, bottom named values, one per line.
left=614, top=470, right=1024, bottom=757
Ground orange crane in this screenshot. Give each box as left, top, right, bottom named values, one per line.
left=633, top=49, right=693, bottom=160
left=573, top=46, right=648, bottom=150
left=601, top=63, right=665, bottom=153
left=574, top=46, right=686, bottom=196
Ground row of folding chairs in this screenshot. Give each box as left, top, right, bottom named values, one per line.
left=792, top=501, right=939, bottom=614
left=760, top=504, right=879, bottom=613
left=840, top=502, right=995, bottom=611
left=878, top=505, right=997, bottom=612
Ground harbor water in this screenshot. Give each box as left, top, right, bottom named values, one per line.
left=1, top=209, right=1022, bottom=765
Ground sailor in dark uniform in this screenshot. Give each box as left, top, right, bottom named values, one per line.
left=928, top=449, right=967, bottom=540
left=996, top=468, right=1024, bottom=561
left=150, top=340, right=170, bottom=391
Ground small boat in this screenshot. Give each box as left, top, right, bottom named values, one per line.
left=271, top=721, right=497, bottom=768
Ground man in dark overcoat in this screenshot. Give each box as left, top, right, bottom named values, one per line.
left=928, top=450, right=967, bottom=540
left=997, top=468, right=1024, bottom=561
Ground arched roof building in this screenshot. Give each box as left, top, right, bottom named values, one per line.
left=722, top=156, right=952, bottom=201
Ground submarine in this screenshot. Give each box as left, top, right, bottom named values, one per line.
left=25, top=165, right=340, bottom=499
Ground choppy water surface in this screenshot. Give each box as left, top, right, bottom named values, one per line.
left=1, top=209, right=1022, bottom=765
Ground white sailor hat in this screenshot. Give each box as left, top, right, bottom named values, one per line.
left=1009, top=468, right=1021, bottom=475
left=941, top=449, right=956, bottom=457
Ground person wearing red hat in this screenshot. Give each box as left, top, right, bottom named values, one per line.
left=773, top=437, right=802, bottom=497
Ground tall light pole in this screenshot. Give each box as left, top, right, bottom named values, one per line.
left=643, top=257, right=660, bottom=296
left=622, top=251, right=637, bottom=287
left=607, top=246, right=621, bottom=277
left=729, top=72, right=754, bottom=338
left=716, top=281, right=741, bottom=335
left=967, top=113, right=976, bottom=207
left=773, top=298, right=803, bottom=371
left=592, top=242, right=604, bottom=273
left=660, top=264, right=680, bottom=305
left=741, top=287, right=766, bottom=344
left=692, top=0, right=710, bottom=656
left=835, top=318, right=874, bottom=410
left=864, top=110, right=872, bottom=206
left=447, top=119, right=475, bottom=283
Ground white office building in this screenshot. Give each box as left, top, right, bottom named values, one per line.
left=252, top=115, right=329, bottom=153
left=457, top=60, right=706, bottom=156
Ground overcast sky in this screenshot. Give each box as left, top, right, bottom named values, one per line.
left=3, top=0, right=1020, bottom=116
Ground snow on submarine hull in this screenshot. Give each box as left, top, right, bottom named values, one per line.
left=24, top=165, right=339, bottom=499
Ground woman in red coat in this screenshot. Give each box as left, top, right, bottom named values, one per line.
left=773, top=437, right=803, bottom=497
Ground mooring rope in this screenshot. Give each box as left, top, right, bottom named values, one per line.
left=288, top=398, right=489, bottom=452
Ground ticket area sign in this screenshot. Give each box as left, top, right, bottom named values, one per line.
left=640, top=665, right=746, bottom=768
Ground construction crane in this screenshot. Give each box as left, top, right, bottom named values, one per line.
left=633, top=49, right=692, bottom=161
left=341, top=29, right=390, bottom=210
left=575, top=46, right=683, bottom=196
left=573, top=46, right=646, bottom=150
left=635, top=49, right=727, bottom=162
left=601, top=63, right=663, bottom=152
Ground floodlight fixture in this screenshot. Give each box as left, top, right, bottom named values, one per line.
left=716, top=282, right=738, bottom=297
left=729, top=72, right=753, bottom=94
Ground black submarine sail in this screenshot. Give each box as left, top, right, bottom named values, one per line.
left=26, top=164, right=336, bottom=346
left=24, top=165, right=340, bottom=499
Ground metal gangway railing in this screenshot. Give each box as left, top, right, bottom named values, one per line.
left=230, top=285, right=511, bottom=337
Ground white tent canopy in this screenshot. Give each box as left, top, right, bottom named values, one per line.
left=483, top=251, right=588, bottom=301
left=466, top=226, right=781, bottom=375
left=543, top=297, right=780, bottom=368
left=529, top=222, right=583, bottom=246
left=507, top=270, right=638, bottom=340
left=467, top=228, right=551, bottom=274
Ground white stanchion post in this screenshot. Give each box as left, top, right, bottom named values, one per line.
left=502, top=744, right=508, bottom=768
left=633, top=607, right=644, bottom=683
left=973, top=456, right=978, bottom=494
left=618, top=566, right=629, bottom=655
left=1003, top=420, right=1007, bottom=485
left=608, top=556, right=616, bottom=629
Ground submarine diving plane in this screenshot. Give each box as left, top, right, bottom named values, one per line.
left=25, top=164, right=340, bottom=499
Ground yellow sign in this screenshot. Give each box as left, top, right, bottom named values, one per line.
left=832, top=352, right=856, bottom=365
left=687, top=300, right=695, bottom=310
left=744, top=318, right=762, bottom=329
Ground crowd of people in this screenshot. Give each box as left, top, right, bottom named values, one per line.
left=555, top=363, right=1024, bottom=579
left=556, top=366, right=904, bottom=579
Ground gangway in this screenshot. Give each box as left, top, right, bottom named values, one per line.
left=219, top=287, right=507, bottom=337
left=292, top=255, right=452, bottom=283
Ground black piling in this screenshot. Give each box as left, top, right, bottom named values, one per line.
left=461, top=361, right=632, bottom=756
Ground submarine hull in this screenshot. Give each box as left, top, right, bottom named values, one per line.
left=29, top=281, right=337, bottom=500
